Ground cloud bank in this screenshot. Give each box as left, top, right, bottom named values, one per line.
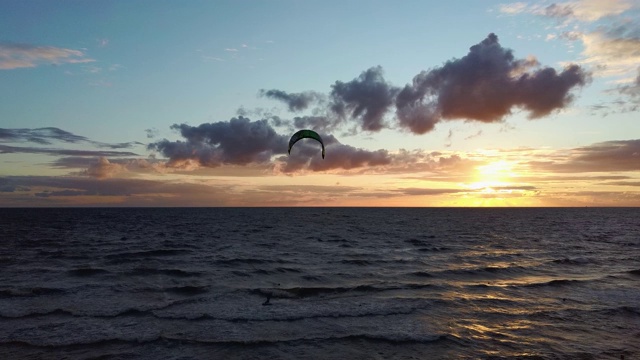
left=260, top=34, right=588, bottom=134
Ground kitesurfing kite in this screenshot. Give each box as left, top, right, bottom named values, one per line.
left=288, top=129, right=325, bottom=159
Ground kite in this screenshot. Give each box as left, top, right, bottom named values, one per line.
left=288, top=129, right=325, bottom=159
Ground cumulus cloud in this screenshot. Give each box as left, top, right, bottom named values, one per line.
left=395, top=33, right=588, bottom=133
left=0, top=43, right=94, bottom=70
left=259, top=34, right=587, bottom=135
left=149, top=117, right=288, bottom=168
left=149, top=117, right=400, bottom=174
left=330, top=66, right=399, bottom=132
left=82, top=157, right=129, bottom=179
left=259, top=89, right=323, bottom=112
left=290, top=141, right=391, bottom=173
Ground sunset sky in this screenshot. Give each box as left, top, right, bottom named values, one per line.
left=1, top=0, right=639, bottom=207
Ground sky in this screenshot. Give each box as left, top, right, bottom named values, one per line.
left=1, top=0, right=639, bottom=207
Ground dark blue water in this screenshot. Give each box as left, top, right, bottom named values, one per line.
left=1, top=208, right=639, bottom=359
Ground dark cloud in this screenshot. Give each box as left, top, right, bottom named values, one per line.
left=258, top=34, right=587, bottom=137
left=259, top=89, right=322, bottom=112
left=279, top=134, right=391, bottom=173
left=0, top=144, right=138, bottom=157
left=0, top=127, right=142, bottom=151
left=395, top=33, right=589, bottom=133
left=149, top=116, right=288, bottom=167
left=149, top=117, right=393, bottom=173
left=97, top=141, right=144, bottom=149
left=330, top=66, right=399, bottom=132
left=0, top=127, right=88, bottom=144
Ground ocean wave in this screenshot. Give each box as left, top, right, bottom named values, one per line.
left=126, top=267, right=202, bottom=277
left=0, top=332, right=451, bottom=348
left=627, top=269, right=640, bottom=276
left=522, top=279, right=584, bottom=288
left=0, top=287, right=66, bottom=298
left=442, top=265, right=526, bottom=276
left=409, top=271, right=433, bottom=277
left=0, top=308, right=152, bottom=319
left=251, top=283, right=435, bottom=299
left=550, top=257, right=594, bottom=265
left=215, top=258, right=291, bottom=266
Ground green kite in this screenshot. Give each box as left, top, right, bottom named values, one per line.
left=288, top=129, right=325, bottom=159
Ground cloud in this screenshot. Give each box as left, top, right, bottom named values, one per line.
left=529, top=139, right=640, bottom=172
left=397, top=187, right=466, bottom=196
left=149, top=117, right=399, bottom=174
left=0, top=176, right=234, bottom=207
left=0, top=144, right=138, bottom=157
left=259, top=89, right=323, bottom=112
left=499, top=0, right=634, bottom=22
left=0, top=43, right=94, bottom=70
left=544, top=0, right=633, bottom=22
left=149, top=117, right=288, bottom=168
left=395, top=33, right=588, bottom=134
left=579, top=26, right=640, bottom=78
left=281, top=136, right=392, bottom=173
left=618, top=67, right=640, bottom=102
left=292, top=116, right=342, bottom=133
left=498, top=2, right=529, bottom=14
left=0, top=127, right=89, bottom=144
left=330, top=66, right=399, bottom=132
left=258, top=34, right=587, bottom=136
left=82, top=157, right=129, bottom=179
left=0, top=127, right=142, bottom=149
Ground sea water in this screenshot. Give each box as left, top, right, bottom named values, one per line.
left=1, top=208, right=639, bottom=359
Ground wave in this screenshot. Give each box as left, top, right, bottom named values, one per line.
left=409, top=271, right=433, bottom=277
left=252, top=283, right=435, bottom=299
left=627, top=269, right=640, bottom=276
left=103, top=249, right=190, bottom=264
left=550, top=257, right=594, bottom=265
left=441, top=265, right=526, bottom=276
left=126, top=267, right=202, bottom=277
left=215, top=258, right=291, bottom=266
left=0, top=332, right=451, bottom=348
left=522, top=279, right=584, bottom=288
left=0, top=308, right=152, bottom=319
left=0, top=287, right=66, bottom=298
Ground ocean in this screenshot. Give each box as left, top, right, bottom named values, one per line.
left=0, top=207, right=638, bottom=359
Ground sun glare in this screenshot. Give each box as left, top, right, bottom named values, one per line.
left=453, top=160, right=535, bottom=207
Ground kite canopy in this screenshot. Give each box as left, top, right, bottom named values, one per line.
left=288, top=129, right=325, bottom=159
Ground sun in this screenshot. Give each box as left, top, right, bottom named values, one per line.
left=471, top=160, right=515, bottom=189
left=452, top=160, right=536, bottom=207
